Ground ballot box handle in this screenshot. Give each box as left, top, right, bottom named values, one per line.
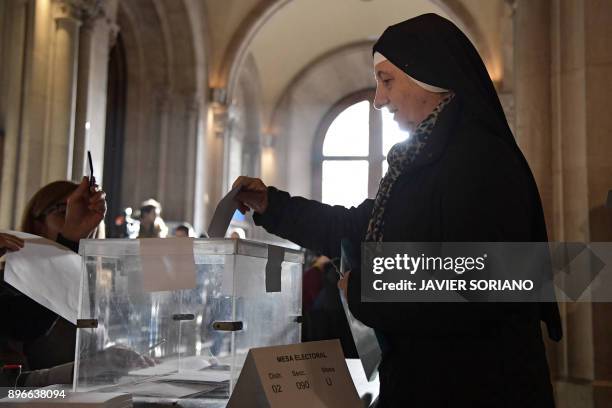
left=77, top=319, right=98, bottom=328
left=212, top=321, right=244, bottom=331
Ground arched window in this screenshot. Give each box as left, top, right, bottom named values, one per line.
left=313, top=90, right=409, bottom=208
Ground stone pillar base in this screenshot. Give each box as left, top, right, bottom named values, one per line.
left=555, top=379, right=612, bottom=408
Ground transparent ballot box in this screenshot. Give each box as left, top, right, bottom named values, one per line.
left=73, top=238, right=303, bottom=400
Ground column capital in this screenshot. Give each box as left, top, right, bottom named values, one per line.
left=52, top=0, right=109, bottom=25
left=211, top=102, right=229, bottom=139
left=51, top=0, right=83, bottom=24
left=209, top=87, right=229, bottom=138
left=77, top=0, right=106, bottom=20
left=505, top=0, right=517, bottom=17
left=107, top=19, right=121, bottom=48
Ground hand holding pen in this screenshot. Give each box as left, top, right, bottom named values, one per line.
left=60, top=151, right=106, bottom=241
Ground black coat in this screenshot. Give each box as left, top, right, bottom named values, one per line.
left=254, top=97, right=559, bottom=407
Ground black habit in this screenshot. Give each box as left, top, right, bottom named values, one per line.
left=254, top=13, right=561, bottom=408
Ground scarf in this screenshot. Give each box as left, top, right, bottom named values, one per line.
left=365, top=92, right=455, bottom=242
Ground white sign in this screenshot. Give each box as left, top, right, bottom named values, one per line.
left=227, top=340, right=362, bottom=408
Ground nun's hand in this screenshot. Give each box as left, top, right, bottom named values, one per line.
left=233, top=176, right=268, bottom=214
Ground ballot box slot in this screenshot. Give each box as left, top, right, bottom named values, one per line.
left=171, top=313, right=195, bottom=321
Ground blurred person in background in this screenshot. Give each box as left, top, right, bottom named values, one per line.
left=301, top=253, right=357, bottom=358
left=109, top=207, right=139, bottom=238
left=137, top=198, right=168, bottom=238
left=174, top=222, right=194, bottom=238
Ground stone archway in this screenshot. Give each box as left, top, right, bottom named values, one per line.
left=209, top=0, right=506, bottom=201
left=114, top=0, right=205, bottom=224
left=216, top=0, right=496, bottom=108
left=268, top=41, right=376, bottom=195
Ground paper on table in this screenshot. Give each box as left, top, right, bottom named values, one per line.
left=101, top=380, right=220, bottom=399
left=139, top=238, right=196, bottom=292
left=345, top=358, right=380, bottom=401
left=161, top=370, right=230, bottom=383
left=2, top=230, right=82, bottom=324
left=128, top=354, right=211, bottom=376
left=207, top=185, right=241, bottom=238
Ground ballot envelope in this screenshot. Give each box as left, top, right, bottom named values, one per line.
left=73, top=238, right=303, bottom=400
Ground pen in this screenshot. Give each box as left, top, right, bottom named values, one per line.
left=148, top=339, right=166, bottom=352
left=87, top=151, right=95, bottom=188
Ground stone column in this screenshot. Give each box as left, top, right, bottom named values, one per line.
left=514, top=0, right=553, bottom=236
left=582, top=1, right=612, bottom=405
left=43, top=0, right=82, bottom=182
left=242, top=139, right=261, bottom=179
left=515, top=1, right=574, bottom=404
left=0, top=0, right=29, bottom=228
left=183, top=95, right=200, bottom=223
left=551, top=6, right=592, bottom=402
left=72, top=0, right=119, bottom=184
left=205, top=88, right=229, bottom=226
left=155, top=89, right=171, bottom=206
left=193, top=96, right=207, bottom=235
left=550, top=1, right=612, bottom=407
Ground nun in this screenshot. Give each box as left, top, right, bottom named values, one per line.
left=234, top=13, right=561, bottom=407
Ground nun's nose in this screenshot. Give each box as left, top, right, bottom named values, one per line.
left=373, top=86, right=388, bottom=110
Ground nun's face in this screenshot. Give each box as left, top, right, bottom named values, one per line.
left=373, top=60, right=443, bottom=132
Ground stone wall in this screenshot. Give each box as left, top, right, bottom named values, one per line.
left=514, top=1, right=612, bottom=406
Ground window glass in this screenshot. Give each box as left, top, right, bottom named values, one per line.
left=323, top=101, right=370, bottom=157
left=322, top=160, right=368, bottom=208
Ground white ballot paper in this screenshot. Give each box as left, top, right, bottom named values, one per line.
left=339, top=288, right=381, bottom=381
left=128, top=354, right=211, bottom=376
left=161, top=370, right=230, bottom=383
left=139, top=238, right=197, bottom=292
left=208, top=185, right=241, bottom=238
left=2, top=230, right=82, bottom=325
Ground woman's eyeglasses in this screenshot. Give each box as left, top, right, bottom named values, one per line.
left=39, top=202, right=67, bottom=218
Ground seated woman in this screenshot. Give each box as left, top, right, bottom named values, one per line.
left=1, top=178, right=150, bottom=386
left=0, top=178, right=104, bottom=385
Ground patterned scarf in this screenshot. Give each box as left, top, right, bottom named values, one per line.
left=365, top=92, right=455, bottom=242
